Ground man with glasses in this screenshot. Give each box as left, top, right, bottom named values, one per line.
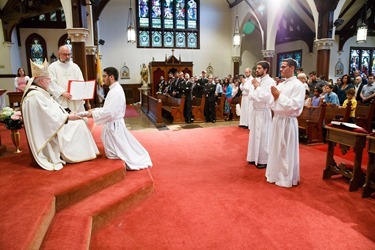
left=265, top=58, right=305, bottom=188
left=48, top=45, right=85, bottom=113
left=22, top=60, right=99, bottom=171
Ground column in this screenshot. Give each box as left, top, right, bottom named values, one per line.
left=85, top=45, right=98, bottom=108
left=66, top=28, right=89, bottom=80
left=314, top=38, right=334, bottom=80
left=261, top=50, right=275, bottom=77
left=232, top=56, right=241, bottom=77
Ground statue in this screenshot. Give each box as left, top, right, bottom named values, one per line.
left=140, top=63, right=149, bottom=87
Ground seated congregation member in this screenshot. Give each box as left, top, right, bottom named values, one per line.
left=342, top=88, right=357, bottom=123
left=324, top=84, right=340, bottom=106
left=87, top=67, right=152, bottom=170
left=266, top=58, right=305, bottom=188
left=21, top=60, right=99, bottom=171
left=247, top=61, right=275, bottom=169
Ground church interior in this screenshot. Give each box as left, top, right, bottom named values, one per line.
left=0, top=0, right=375, bottom=249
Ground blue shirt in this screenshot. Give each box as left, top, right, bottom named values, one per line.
left=325, top=92, right=340, bottom=106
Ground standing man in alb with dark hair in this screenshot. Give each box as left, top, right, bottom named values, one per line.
left=266, top=58, right=305, bottom=187
left=247, top=61, right=275, bottom=169
left=86, top=67, right=153, bottom=170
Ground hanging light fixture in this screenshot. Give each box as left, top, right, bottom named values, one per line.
left=356, top=3, right=367, bottom=44
left=127, top=0, right=136, bottom=43
left=233, top=14, right=241, bottom=46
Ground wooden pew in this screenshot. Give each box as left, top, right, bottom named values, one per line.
left=363, top=135, right=375, bottom=198
left=298, top=106, right=325, bottom=144
left=355, top=101, right=375, bottom=133
left=215, top=95, right=226, bottom=121
left=323, top=103, right=351, bottom=125
left=7, top=92, right=23, bottom=109
left=229, top=96, right=241, bottom=121
left=141, top=94, right=164, bottom=127
left=192, top=95, right=205, bottom=122
left=158, top=95, right=185, bottom=123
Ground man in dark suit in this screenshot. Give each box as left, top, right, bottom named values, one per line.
left=204, top=75, right=216, bottom=123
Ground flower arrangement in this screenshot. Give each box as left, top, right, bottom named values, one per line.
left=0, top=107, right=23, bottom=130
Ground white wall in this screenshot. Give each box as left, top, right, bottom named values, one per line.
left=98, top=0, right=232, bottom=83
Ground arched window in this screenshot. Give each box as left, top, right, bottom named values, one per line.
left=25, top=33, right=47, bottom=74
left=137, top=0, right=199, bottom=49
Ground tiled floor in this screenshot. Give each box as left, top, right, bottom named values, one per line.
left=125, top=104, right=241, bottom=131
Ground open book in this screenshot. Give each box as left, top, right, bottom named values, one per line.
left=68, top=80, right=96, bottom=100
left=331, top=121, right=362, bottom=129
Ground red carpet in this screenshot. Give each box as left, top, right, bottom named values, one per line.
left=90, top=127, right=375, bottom=249
left=1, top=125, right=374, bottom=249
left=125, top=104, right=140, bottom=117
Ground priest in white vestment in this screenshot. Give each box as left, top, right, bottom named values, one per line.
left=48, top=45, right=85, bottom=113
left=247, top=61, right=275, bottom=169
left=87, top=67, right=152, bottom=170
left=22, top=60, right=99, bottom=171
left=239, top=68, right=254, bottom=128
left=266, top=58, right=305, bottom=187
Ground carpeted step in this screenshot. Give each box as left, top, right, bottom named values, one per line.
left=41, top=169, right=154, bottom=250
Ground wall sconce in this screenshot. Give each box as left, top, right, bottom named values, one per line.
left=233, top=15, right=241, bottom=46
left=127, top=0, right=136, bottom=44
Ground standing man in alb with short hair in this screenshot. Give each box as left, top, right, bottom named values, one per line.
left=48, top=45, right=85, bottom=112
left=247, top=61, right=275, bottom=169
left=239, top=67, right=254, bottom=128
left=266, top=58, right=305, bottom=187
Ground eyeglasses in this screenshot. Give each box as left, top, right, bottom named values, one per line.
left=280, top=66, right=289, bottom=69
left=61, top=53, right=71, bottom=56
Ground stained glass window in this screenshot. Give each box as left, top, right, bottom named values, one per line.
left=31, top=39, right=44, bottom=64
left=152, top=0, right=162, bottom=28
left=152, top=31, right=162, bottom=47
left=137, top=0, right=199, bottom=49
left=276, top=50, right=302, bottom=77
left=164, top=31, right=174, bottom=47
left=26, top=33, right=47, bottom=75
left=349, top=47, right=375, bottom=76
left=187, top=32, right=197, bottom=48
left=176, top=32, right=185, bottom=48
left=139, top=31, right=150, bottom=47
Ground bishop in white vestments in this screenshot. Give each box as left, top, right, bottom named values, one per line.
left=88, top=67, right=152, bottom=170
left=266, top=58, right=305, bottom=187
left=48, top=45, right=85, bottom=113
left=22, top=60, right=99, bottom=171
left=247, top=61, right=275, bottom=168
